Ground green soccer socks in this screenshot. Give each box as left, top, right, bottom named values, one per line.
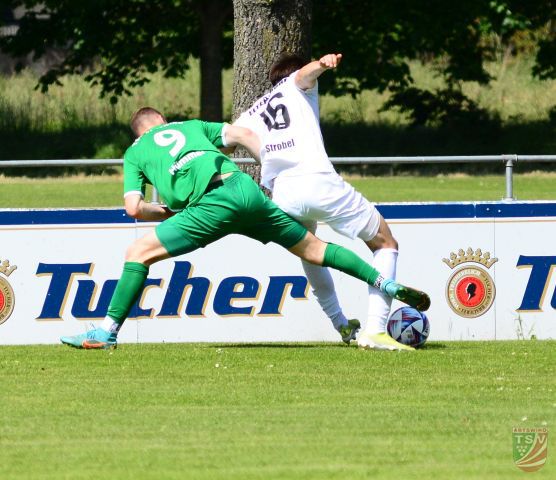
left=322, top=243, right=381, bottom=285
left=106, top=261, right=150, bottom=326
left=322, top=243, right=431, bottom=311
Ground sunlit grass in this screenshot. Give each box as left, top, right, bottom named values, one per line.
left=347, top=171, right=556, bottom=202
left=0, top=341, right=554, bottom=479
left=0, top=172, right=553, bottom=208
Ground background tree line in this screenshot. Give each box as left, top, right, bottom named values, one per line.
left=1, top=0, right=555, bottom=127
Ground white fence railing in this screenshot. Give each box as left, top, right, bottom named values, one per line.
left=2, top=155, right=555, bottom=200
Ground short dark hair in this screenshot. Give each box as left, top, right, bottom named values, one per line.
left=130, top=107, right=166, bottom=136
left=269, top=53, right=307, bottom=86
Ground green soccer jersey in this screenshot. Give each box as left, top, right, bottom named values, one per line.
left=123, top=120, right=240, bottom=211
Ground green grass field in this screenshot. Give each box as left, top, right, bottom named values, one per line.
left=0, top=55, right=554, bottom=480
left=0, top=172, right=553, bottom=208
left=1, top=341, right=554, bottom=479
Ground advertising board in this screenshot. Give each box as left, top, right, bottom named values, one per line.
left=1, top=202, right=554, bottom=344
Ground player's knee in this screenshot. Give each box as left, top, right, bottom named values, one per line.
left=125, top=241, right=146, bottom=263
left=365, top=234, right=398, bottom=252
left=288, top=233, right=326, bottom=265
left=125, top=245, right=138, bottom=262
left=305, top=239, right=327, bottom=265
left=302, top=250, right=322, bottom=265
left=385, top=237, right=399, bottom=250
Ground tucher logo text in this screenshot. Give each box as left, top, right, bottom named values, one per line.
left=35, top=261, right=308, bottom=320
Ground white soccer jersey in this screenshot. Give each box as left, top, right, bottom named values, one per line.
left=235, top=71, right=335, bottom=190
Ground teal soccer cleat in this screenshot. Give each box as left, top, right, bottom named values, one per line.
left=338, top=319, right=361, bottom=345
left=60, top=327, right=117, bottom=349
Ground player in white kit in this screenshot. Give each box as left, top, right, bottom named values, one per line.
left=235, top=52, right=429, bottom=351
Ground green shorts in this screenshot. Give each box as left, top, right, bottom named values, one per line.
left=156, top=171, right=308, bottom=256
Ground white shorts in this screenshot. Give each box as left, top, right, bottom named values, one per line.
left=271, top=172, right=381, bottom=241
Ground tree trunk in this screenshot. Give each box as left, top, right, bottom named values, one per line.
left=199, top=1, right=232, bottom=121
left=232, top=0, right=312, bottom=182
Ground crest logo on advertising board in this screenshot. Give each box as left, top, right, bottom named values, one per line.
left=513, top=427, right=548, bottom=472
left=0, top=259, right=17, bottom=325
left=443, top=248, right=497, bottom=318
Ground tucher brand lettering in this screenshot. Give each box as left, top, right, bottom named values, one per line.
left=516, top=255, right=556, bottom=311
left=35, top=261, right=308, bottom=320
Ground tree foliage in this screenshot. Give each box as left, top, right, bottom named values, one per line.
left=0, top=0, right=232, bottom=113
left=313, top=0, right=556, bottom=125
left=1, top=1, right=555, bottom=125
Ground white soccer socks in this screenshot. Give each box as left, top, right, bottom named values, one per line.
left=301, top=259, right=348, bottom=330
left=365, top=248, right=398, bottom=335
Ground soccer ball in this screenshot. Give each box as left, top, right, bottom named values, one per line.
left=387, top=307, right=430, bottom=348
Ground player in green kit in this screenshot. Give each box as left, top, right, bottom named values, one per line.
left=60, top=107, right=429, bottom=349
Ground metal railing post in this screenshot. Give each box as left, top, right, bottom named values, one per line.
left=1, top=155, right=555, bottom=202
left=151, top=188, right=160, bottom=204
left=502, top=154, right=517, bottom=201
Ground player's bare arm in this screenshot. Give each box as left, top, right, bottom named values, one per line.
left=223, top=124, right=261, bottom=163
left=124, top=193, right=174, bottom=221
left=295, top=53, right=342, bottom=90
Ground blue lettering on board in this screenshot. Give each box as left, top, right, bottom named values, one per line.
left=214, top=277, right=261, bottom=316
left=516, top=256, right=556, bottom=311
left=35, top=261, right=308, bottom=320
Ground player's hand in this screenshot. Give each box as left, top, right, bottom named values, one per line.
left=319, top=53, right=342, bottom=69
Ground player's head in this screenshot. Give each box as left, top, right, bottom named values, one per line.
left=269, top=52, right=307, bottom=86
left=130, top=107, right=167, bottom=137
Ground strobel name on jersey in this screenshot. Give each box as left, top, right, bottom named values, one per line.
left=265, top=138, right=295, bottom=153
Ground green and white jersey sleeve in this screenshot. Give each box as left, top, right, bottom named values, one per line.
left=123, top=120, right=239, bottom=211
left=123, top=139, right=149, bottom=198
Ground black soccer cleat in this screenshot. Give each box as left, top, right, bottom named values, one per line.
left=394, top=286, right=431, bottom=311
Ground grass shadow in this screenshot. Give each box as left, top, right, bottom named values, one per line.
left=417, top=342, right=449, bottom=350
left=0, top=123, right=131, bottom=176
left=211, top=342, right=348, bottom=349
left=322, top=119, right=556, bottom=176
left=1, top=118, right=555, bottom=177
